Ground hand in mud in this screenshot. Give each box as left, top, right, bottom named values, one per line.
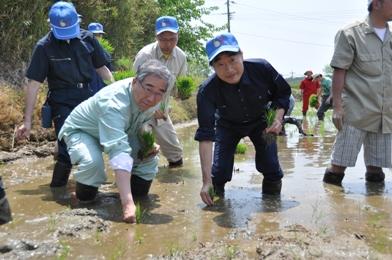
left=265, top=119, right=283, bottom=135
left=15, top=123, right=31, bottom=141
left=154, top=110, right=167, bottom=120
left=122, top=201, right=136, bottom=223
left=200, top=183, right=214, bottom=206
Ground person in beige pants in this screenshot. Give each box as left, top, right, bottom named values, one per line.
left=133, top=16, right=187, bottom=167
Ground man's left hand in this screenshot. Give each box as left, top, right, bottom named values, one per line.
left=265, top=119, right=283, bottom=135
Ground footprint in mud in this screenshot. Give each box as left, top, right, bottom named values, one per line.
left=0, top=239, right=59, bottom=259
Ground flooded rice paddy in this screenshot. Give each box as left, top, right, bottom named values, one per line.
left=1, top=116, right=391, bottom=259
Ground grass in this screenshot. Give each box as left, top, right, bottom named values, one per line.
left=57, top=240, right=71, bottom=260
left=263, top=109, right=277, bottom=145
left=176, top=76, right=196, bottom=100
left=225, top=245, right=239, bottom=259
left=235, top=143, right=247, bottom=154
left=138, top=130, right=155, bottom=160
left=113, top=70, right=135, bottom=81
left=135, top=202, right=144, bottom=224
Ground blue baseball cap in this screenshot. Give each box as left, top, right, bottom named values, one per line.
left=49, top=1, right=80, bottom=40
left=205, top=33, right=240, bottom=63
left=88, top=22, right=105, bottom=34
left=155, top=16, right=179, bottom=35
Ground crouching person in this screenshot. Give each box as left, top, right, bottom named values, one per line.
left=58, top=60, right=172, bottom=223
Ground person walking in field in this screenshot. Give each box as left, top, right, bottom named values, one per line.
left=323, top=0, right=392, bottom=186
left=299, top=70, right=320, bottom=117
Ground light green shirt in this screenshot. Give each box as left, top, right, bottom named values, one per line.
left=58, top=78, right=156, bottom=160
left=330, top=16, right=392, bottom=133
left=321, top=77, right=332, bottom=97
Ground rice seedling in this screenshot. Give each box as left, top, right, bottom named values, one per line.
left=263, top=109, right=277, bottom=145
left=235, top=143, right=247, bottom=154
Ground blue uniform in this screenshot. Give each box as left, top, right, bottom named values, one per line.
left=195, top=59, right=291, bottom=185
left=90, top=50, right=113, bottom=94
left=26, top=29, right=108, bottom=165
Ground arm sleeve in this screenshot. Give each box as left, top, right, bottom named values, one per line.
left=330, top=30, right=354, bottom=70
left=264, top=61, right=292, bottom=112
left=25, top=44, right=48, bottom=83
left=109, top=152, right=133, bottom=172
left=90, top=36, right=108, bottom=69
left=194, top=85, right=216, bottom=141
left=132, top=52, right=152, bottom=72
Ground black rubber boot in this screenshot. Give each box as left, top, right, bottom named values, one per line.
left=323, top=169, right=344, bottom=186
left=262, top=179, right=282, bottom=195
left=168, top=158, right=183, bottom=168
left=130, top=175, right=152, bottom=197
left=212, top=180, right=225, bottom=197
left=365, top=171, right=385, bottom=183
left=75, top=182, right=98, bottom=202
left=0, top=177, right=12, bottom=225
left=50, top=161, right=72, bottom=187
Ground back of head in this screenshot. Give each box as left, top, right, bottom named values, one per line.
left=155, top=16, right=179, bottom=35
left=136, top=60, right=173, bottom=91
left=49, top=1, right=80, bottom=40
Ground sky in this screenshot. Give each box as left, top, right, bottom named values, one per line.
left=202, top=0, right=369, bottom=78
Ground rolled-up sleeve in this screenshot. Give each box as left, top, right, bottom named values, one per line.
left=194, top=85, right=216, bottom=141
left=330, top=30, right=354, bottom=70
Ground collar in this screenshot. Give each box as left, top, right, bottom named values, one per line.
left=363, top=15, right=390, bottom=34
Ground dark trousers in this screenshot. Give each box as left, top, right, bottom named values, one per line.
left=49, top=88, right=93, bottom=165
left=317, top=95, right=332, bottom=120
left=76, top=175, right=152, bottom=201
left=212, top=124, right=283, bottom=186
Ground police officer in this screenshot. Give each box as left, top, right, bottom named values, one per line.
left=16, top=1, right=114, bottom=187
left=195, top=33, right=291, bottom=206
left=87, top=22, right=114, bottom=94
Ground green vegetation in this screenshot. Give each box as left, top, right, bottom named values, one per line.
left=235, top=143, right=247, bottom=154
left=113, top=70, right=136, bottom=81
left=309, top=94, right=318, bottom=108
left=135, top=202, right=144, bottom=224
left=97, top=37, right=114, bottom=54
left=176, top=76, right=196, bottom=100
left=138, top=130, right=155, bottom=160
left=57, top=240, right=71, bottom=260
left=263, top=109, right=277, bottom=145
left=208, top=186, right=216, bottom=199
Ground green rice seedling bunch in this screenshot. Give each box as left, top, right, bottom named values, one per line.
left=176, top=76, right=196, bottom=100
left=263, top=108, right=277, bottom=145
left=138, top=125, right=155, bottom=160
left=309, top=94, right=319, bottom=108
left=235, top=143, right=247, bottom=154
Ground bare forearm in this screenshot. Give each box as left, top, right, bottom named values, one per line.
left=24, top=79, right=41, bottom=126
left=114, top=170, right=134, bottom=206
left=199, top=141, right=213, bottom=185
left=332, top=68, right=346, bottom=109
left=96, top=65, right=114, bottom=84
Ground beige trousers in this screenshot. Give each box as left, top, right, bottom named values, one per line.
left=150, top=115, right=183, bottom=163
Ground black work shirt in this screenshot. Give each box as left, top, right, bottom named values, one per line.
left=195, top=59, right=291, bottom=141
left=26, top=29, right=108, bottom=90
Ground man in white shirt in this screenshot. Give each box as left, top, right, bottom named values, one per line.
left=133, top=16, right=187, bottom=168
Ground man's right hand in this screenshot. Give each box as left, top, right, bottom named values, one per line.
left=200, top=183, right=214, bottom=206
left=15, top=123, right=31, bottom=141
left=332, top=106, right=344, bottom=131
left=122, top=201, right=136, bottom=223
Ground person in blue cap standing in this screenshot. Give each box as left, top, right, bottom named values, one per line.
left=16, top=1, right=114, bottom=188
left=195, top=33, right=291, bottom=206
left=88, top=22, right=114, bottom=94
left=133, top=16, right=187, bottom=168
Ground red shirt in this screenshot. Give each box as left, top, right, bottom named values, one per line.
left=300, top=78, right=319, bottom=96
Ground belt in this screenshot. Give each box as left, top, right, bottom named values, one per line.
left=49, top=82, right=90, bottom=90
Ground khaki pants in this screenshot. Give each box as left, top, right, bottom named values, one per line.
left=150, top=115, right=183, bottom=163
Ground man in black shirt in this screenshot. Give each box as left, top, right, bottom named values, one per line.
left=195, top=33, right=291, bottom=206
left=16, top=1, right=113, bottom=187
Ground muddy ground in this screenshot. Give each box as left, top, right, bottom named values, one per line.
left=0, top=119, right=391, bottom=259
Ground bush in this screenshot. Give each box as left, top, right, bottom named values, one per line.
left=176, top=76, right=196, bottom=100
left=115, top=57, right=133, bottom=71
left=97, top=38, right=114, bottom=54
left=113, top=70, right=135, bottom=81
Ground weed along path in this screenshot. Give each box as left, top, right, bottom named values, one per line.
left=0, top=117, right=391, bottom=259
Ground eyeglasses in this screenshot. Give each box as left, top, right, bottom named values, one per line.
left=157, top=35, right=178, bottom=43
left=138, top=80, right=165, bottom=99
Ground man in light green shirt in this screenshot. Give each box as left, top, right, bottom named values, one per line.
left=58, top=60, right=173, bottom=223
left=323, top=0, right=392, bottom=186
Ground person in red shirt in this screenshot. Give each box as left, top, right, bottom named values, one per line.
left=299, top=70, right=320, bottom=116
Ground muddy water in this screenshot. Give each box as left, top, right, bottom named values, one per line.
left=1, top=117, right=392, bottom=259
